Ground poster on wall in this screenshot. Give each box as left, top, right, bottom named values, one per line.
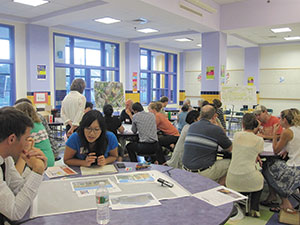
left=94, top=81, right=125, bottom=109
left=221, top=65, right=225, bottom=85
left=37, top=65, right=46, bottom=80
left=247, top=76, right=254, bottom=86
left=206, top=66, right=215, bottom=80
left=132, top=72, right=138, bottom=93
left=34, top=92, right=48, bottom=104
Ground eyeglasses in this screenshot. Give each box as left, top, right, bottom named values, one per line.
left=84, top=127, right=101, bottom=133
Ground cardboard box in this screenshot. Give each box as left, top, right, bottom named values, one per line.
left=279, top=209, right=300, bottom=225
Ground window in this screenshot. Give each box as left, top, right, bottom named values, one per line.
left=0, top=25, right=15, bottom=107
left=140, top=48, right=177, bottom=105
left=54, top=34, right=119, bottom=108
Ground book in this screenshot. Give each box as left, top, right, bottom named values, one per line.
left=80, top=164, right=118, bottom=176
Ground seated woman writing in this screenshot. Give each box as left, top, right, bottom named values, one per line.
left=64, top=110, right=118, bottom=167
left=226, top=113, right=264, bottom=217
left=262, top=108, right=300, bottom=214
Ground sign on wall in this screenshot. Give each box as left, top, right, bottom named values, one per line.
left=37, top=65, right=46, bottom=80
left=206, top=66, right=215, bottom=80
left=221, top=85, right=257, bottom=106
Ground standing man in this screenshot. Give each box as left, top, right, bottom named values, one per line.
left=182, top=105, right=232, bottom=185
left=254, top=105, right=282, bottom=139
left=0, top=107, right=47, bottom=222
left=61, top=78, right=86, bottom=137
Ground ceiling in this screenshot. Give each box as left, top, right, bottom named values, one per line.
left=0, top=0, right=299, bottom=51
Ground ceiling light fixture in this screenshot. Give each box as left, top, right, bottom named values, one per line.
left=175, top=38, right=193, bottom=42
left=284, top=36, right=300, bottom=41
left=94, top=17, right=121, bottom=24
left=271, top=27, right=291, bottom=33
left=196, top=43, right=202, bottom=47
left=136, top=28, right=159, bottom=33
left=179, top=3, right=202, bottom=17
left=13, top=0, right=49, bottom=7
left=184, top=0, right=217, bottom=13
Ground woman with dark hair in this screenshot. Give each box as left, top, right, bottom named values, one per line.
left=262, top=108, right=300, bottom=214
left=61, top=78, right=86, bottom=137
left=165, top=110, right=200, bottom=168
left=213, top=99, right=226, bottom=129
left=64, top=110, right=118, bottom=167
left=226, top=113, right=264, bottom=217
left=103, top=104, right=125, bottom=161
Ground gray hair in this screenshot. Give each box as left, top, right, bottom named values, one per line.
left=70, top=78, right=86, bottom=94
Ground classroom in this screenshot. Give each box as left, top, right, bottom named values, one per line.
left=1, top=0, right=300, bottom=225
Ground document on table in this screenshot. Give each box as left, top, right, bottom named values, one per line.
left=264, top=140, right=273, bottom=152
left=115, top=172, right=155, bottom=183
left=193, top=186, right=247, bottom=206
left=110, top=192, right=161, bottom=210
left=45, top=165, right=77, bottom=178
left=80, top=164, right=118, bottom=176
left=71, top=177, right=121, bottom=197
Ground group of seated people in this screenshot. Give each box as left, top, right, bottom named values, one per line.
left=181, top=103, right=300, bottom=218
left=1, top=86, right=300, bottom=223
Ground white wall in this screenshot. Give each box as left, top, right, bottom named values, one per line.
left=259, top=44, right=300, bottom=116
left=226, top=48, right=244, bottom=87
left=184, top=51, right=201, bottom=106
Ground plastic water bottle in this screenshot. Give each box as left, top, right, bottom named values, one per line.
left=96, top=182, right=110, bottom=224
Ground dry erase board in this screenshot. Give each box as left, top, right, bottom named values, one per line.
left=221, top=86, right=257, bottom=106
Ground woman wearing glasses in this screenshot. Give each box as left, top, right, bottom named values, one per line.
left=64, top=110, right=118, bottom=167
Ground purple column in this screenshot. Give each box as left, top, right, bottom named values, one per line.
left=244, top=47, right=260, bottom=91
left=201, top=32, right=227, bottom=93
left=125, top=42, right=140, bottom=90
left=26, top=24, right=50, bottom=92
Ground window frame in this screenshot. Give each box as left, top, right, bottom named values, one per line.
left=53, top=33, right=120, bottom=108
left=0, top=24, right=15, bottom=107
left=140, top=48, right=177, bottom=105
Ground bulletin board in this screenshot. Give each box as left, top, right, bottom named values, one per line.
left=221, top=86, right=257, bottom=106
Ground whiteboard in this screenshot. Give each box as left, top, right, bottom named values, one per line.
left=221, top=86, right=257, bottom=106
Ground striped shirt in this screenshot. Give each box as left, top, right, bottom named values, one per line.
left=183, top=119, right=232, bottom=170
left=131, top=111, right=158, bottom=143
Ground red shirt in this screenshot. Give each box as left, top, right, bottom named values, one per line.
left=155, top=113, right=180, bottom=136
left=261, top=115, right=282, bottom=135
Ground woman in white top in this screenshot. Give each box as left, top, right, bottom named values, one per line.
left=262, top=108, right=300, bottom=214
left=226, top=113, right=264, bottom=217
left=61, top=78, right=86, bottom=137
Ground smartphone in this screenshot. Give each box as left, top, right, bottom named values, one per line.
left=116, top=163, right=126, bottom=168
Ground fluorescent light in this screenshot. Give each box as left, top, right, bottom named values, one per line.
left=284, top=36, right=300, bottom=41
left=13, top=0, right=49, bottom=7
left=136, top=28, right=159, bottom=33
left=184, top=0, right=217, bottom=14
left=175, top=38, right=193, bottom=42
left=271, top=27, right=291, bottom=33
left=196, top=43, right=202, bottom=47
left=94, top=17, right=121, bottom=24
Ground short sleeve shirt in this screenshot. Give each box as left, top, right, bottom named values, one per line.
left=66, top=132, right=118, bottom=159
left=182, top=119, right=232, bottom=170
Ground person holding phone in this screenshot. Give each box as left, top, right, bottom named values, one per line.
left=64, top=110, right=118, bottom=167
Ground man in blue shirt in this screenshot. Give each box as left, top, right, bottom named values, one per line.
left=182, top=105, right=232, bottom=185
